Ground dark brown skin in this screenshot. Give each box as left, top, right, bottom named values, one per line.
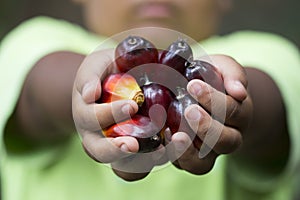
left=5, top=51, right=84, bottom=152
left=4, top=51, right=289, bottom=179
left=233, top=68, right=289, bottom=174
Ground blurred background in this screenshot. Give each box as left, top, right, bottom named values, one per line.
left=1, top=0, right=300, bottom=48
left=0, top=0, right=299, bottom=199
left=220, top=0, right=300, bottom=49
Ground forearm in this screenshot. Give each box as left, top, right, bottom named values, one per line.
left=11, top=51, right=85, bottom=147
left=232, top=67, right=290, bottom=172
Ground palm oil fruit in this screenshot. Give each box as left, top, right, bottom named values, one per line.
left=99, top=36, right=227, bottom=152
left=139, top=83, right=174, bottom=117
left=115, top=36, right=159, bottom=73
left=184, top=60, right=225, bottom=92
left=159, top=39, right=193, bottom=74
left=103, top=115, right=163, bottom=152
left=101, top=73, right=144, bottom=106
left=167, top=87, right=201, bottom=149
left=167, top=87, right=197, bottom=134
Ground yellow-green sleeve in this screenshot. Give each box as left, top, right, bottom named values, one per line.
left=0, top=16, right=106, bottom=199
left=202, top=31, right=300, bottom=198
left=0, top=17, right=228, bottom=200
left=0, top=15, right=103, bottom=165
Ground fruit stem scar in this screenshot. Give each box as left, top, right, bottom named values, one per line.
left=176, top=86, right=186, bottom=99
left=127, top=36, right=138, bottom=45
left=152, top=135, right=159, bottom=141
left=178, top=41, right=186, bottom=49
left=140, top=73, right=152, bottom=86
left=133, top=91, right=145, bottom=106
left=188, top=61, right=196, bottom=68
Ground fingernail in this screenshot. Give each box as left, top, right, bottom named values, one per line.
left=174, top=140, right=187, bottom=152
left=120, top=144, right=129, bottom=152
left=121, top=104, right=133, bottom=115
left=82, top=82, right=93, bottom=98
left=233, top=81, right=245, bottom=92
left=186, top=108, right=201, bottom=121
left=164, top=128, right=172, bottom=142
left=82, top=80, right=100, bottom=103
left=190, top=82, right=202, bottom=96
left=232, top=81, right=247, bottom=100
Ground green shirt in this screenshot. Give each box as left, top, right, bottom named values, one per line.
left=1, top=16, right=300, bottom=200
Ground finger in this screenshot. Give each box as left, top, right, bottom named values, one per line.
left=112, top=168, right=150, bottom=181
left=170, top=132, right=218, bottom=175
left=95, top=100, right=139, bottom=129
left=75, top=49, right=116, bottom=92
left=172, top=160, right=182, bottom=170
left=166, top=132, right=192, bottom=161
left=74, top=98, right=138, bottom=132
left=110, top=146, right=166, bottom=174
left=185, top=104, right=242, bottom=154
left=152, top=144, right=169, bottom=166
left=164, top=129, right=182, bottom=170
left=82, top=132, right=139, bottom=163
left=209, top=55, right=248, bottom=101
left=74, top=49, right=117, bottom=105
left=187, top=79, right=249, bottom=128
left=163, top=127, right=173, bottom=148
left=111, top=155, right=154, bottom=174
left=81, top=78, right=102, bottom=104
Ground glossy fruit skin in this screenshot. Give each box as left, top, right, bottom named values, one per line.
left=167, top=89, right=202, bottom=149
left=159, top=39, right=193, bottom=74
left=139, top=83, right=174, bottom=118
left=103, top=115, right=163, bottom=152
left=184, top=60, right=225, bottom=92
left=167, top=91, right=197, bottom=134
left=100, top=73, right=144, bottom=106
left=115, top=36, right=159, bottom=73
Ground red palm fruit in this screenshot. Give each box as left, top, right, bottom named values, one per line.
left=184, top=60, right=225, bottom=93
left=139, top=83, right=174, bottom=118
left=158, top=49, right=164, bottom=59
left=103, top=115, right=163, bottom=152
left=159, top=39, right=193, bottom=74
left=100, top=73, right=144, bottom=106
left=115, top=36, right=159, bottom=73
left=167, top=88, right=197, bottom=134
left=167, top=88, right=201, bottom=149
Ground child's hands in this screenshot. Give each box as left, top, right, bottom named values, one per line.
left=73, top=50, right=252, bottom=178
left=167, top=55, right=253, bottom=175
left=72, top=49, right=167, bottom=180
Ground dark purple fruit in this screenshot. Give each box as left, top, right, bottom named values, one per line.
left=184, top=60, right=225, bottom=92
left=103, top=115, right=163, bottom=152
left=167, top=88, right=197, bottom=134
left=115, top=36, right=159, bottom=72
left=167, top=88, right=202, bottom=149
left=139, top=83, right=174, bottom=126
left=159, top=39, right=193, bottom=74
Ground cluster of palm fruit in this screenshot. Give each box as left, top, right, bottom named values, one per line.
left=99, top=36, right=224, bottom=152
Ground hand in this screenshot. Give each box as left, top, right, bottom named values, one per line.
left=72, top=49, right=167, bottom=180
left=167, top=55, right=253, bottom=175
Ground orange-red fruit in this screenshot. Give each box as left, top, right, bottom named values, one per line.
left=103, top=115, right=163, bottom=152
left=101, top=73, right=144, bottom=106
